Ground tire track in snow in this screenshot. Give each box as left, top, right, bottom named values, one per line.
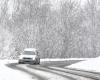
left=6, top=63, right=70, bottom=80
left=6, top=63, right=46, bottom=80
left=48, top=66, right=100, bottom=80
left=17, top=64, right=70, bottom=80
left=28, top=65, right=93, bottom=80
left=28, top=65, right=76, bottom=80
left=6, top=62, right=99, bottom=80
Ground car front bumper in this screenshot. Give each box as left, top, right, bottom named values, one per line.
left=19, top=59, right=36, bottom=63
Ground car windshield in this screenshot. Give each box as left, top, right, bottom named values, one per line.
left=23, top=51, right=36, bottom=55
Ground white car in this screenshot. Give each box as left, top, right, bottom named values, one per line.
left=18, top=48, right=40, bottom=64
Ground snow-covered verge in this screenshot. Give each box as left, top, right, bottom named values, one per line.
left=0, top=60, right=34, bottom=80
left=3, top=58, right=90, bottom=62
left=67, top=56, right=100, bottom=73
left=40, top=58, right=91, bottom=62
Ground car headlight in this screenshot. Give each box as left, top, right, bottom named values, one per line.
left=19, top=56, right=23, bottom=59
left=32, top=57, right=36, bottom=60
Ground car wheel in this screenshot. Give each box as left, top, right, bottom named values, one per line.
left=38, top=59, right=40, bottom=64
left=18, top=61, right=22, bottom=64
left=37, top=59, right=40, bottom=65
left=18, top=60, right=24, bottom=64
left=38, top=62, right=40, bottom=64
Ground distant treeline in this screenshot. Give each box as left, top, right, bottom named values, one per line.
left=0, top=0, right=100, bottom=58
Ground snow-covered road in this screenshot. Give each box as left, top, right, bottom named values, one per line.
left=0, top=60, right=33, bottom=80
left=0, top=58, right=100, bottom=80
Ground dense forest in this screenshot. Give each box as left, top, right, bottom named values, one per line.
left=0, top=0, right=100, bottom=58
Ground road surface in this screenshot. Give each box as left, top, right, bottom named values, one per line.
left=5, top=61, right=100, bottom=80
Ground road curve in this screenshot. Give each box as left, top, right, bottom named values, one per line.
left=47, top=66, right=100, bottom=80
left=6, top=62, right=100, bottom=80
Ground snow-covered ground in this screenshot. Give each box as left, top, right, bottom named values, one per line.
left=67, top=56, right=100, bottom=73
left=0, top=57, right=99, bottom=80
left=0, top=60, right=34, bottom=80
left=40, top=58, right=91, bottom=61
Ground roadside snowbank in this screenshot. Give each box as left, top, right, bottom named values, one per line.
left=67, top=57, right=100, bottom=72
left=40, top=58, right=91, bottom=62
